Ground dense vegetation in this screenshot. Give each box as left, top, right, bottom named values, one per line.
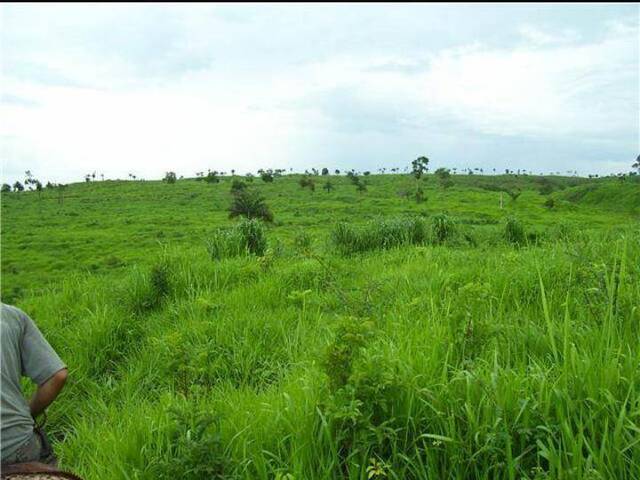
left=1, top=172, right=639, bottom=479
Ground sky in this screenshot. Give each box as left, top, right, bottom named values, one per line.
left=1, top=3, right=638, bottom=184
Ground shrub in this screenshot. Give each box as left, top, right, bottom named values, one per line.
left=441, top=178, right=454, bottom=190
left=544, top=197, right=555, bottom=209
left=323, top=181, right=334, bottom=193
left=415, top=185, right=425, bottom=203
left=331, top=216, right=428, bottom=255
left=154, top=405, right=229, bottom=480
left=435, top=167, right=451, bottom=188
left=258, top=169, right=274, bottom=183
left=299, top=176, right=315, bottom=191
left=129, top=262, right=171, bottom=313
left=1, top=184, right=11, bottom=193
left=506, top=189, right=521, bottom=202
left=356, top=182, right=367, bottom=194
left=228, top=188, right=274, bottom=222
left=505, top=216, right=525, bottom=244
left=204, top=170, right=220, bottom=184
left=207, top=218, right=267, bottom=259
left=163, top=172, right=177, bottom=184
left=229, top=179, right=247, bottom=194
left=432, top=213, right=454, bottom=244
left=323, top=316, right=374, bottom=392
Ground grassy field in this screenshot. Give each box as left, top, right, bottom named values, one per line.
left=1, top=172, right=639, bottom=479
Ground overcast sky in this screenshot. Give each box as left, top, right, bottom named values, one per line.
left=1, top=3, right=638, bottom=184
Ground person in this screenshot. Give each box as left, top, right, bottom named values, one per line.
left=1, top=303, right=68, bottom=466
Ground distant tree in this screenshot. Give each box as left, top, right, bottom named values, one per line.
left=411, top=156, right=429, bottom=179
left=46, top=181, right=55, bottom=189
left=231, top=169, right=236, bottom=176
left=229, top=188, right=273, bottom=222
left=363, top=171, right=371, bottom=176
left=204, top=170, right=220, bottom=184
left=323, top=180, right=334, bottom=193
left=334, top=169, right=340, bottom=175
left=633, top=154, right=640, bottom=174
left=163, top=172, right=177, bottom=184
left=321, top=168, right=329, bottom=176
left=1, top=183, right=11, bottom=193
left=100, top=173, right=105, bottom=181
left=434, top=167, right=451, bottom=188
left=24, top=171, right=34, bottom=188
left=258, top=169, right=275, bottom=183
left=84, top=174, right=91, bottom=183
left=13, top=181, right=24, bottom=192
left=35, top=180, right=43, bottom=199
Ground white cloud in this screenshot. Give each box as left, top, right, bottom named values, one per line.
left=1, top=5, right=638, bottom=182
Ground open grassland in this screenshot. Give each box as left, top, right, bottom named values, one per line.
left=1, top=173, right=639, bottom=479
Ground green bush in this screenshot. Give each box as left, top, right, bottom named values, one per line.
left=230, top=179, right=247, bottom=194
left=207, top=218, right=267, bottom=259
left=331, top=216, right=428, bottom=255
left=154, top=406, right=229, bottom=480
left=505, top=216, right=526, bottom=244
left=163, top=172, right=177, bottom=184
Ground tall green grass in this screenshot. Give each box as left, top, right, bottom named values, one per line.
left=2, top=175, right=639, bottom=479
left=206, top=218, right=267, bottom=259
left=331, top=216, right=429, bottom=255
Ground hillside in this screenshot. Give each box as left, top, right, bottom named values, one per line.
left=1, top=173, right=637, bottom=301
left=1, top=173, right=639, bottom=480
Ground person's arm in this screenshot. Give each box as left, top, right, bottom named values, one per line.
left=18, top=308, right=68, bottom=417
left=30, top=368, right=68, bottom=418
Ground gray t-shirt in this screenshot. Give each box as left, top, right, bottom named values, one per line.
left=1, top=303, right=66, bottom=461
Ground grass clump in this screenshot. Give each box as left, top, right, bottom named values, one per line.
left=207, top=218, right=267, bottom=259
left=331, top=216, right=428, bottom=255
left=504, top=216, right=526, bottom=244
left=431, top=213, right=454, bottom=244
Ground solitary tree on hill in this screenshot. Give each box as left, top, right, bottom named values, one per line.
left=411, top=156, right=429, bottom=179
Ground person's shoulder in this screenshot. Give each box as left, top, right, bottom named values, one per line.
left=1, top=303, right=29, bottom=322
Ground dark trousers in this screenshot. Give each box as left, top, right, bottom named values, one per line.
left=2, top=427, right=57, bottom=466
